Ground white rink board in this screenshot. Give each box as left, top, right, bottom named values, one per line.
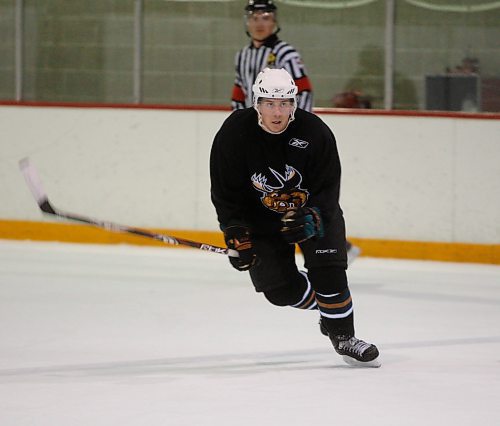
left=0, top=105, right=499, bottom=243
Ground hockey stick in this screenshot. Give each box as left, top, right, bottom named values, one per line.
left=18, top=158, right=237, bottom=257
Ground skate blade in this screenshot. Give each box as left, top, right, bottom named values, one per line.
left=341, top=355, right=381, bottom=368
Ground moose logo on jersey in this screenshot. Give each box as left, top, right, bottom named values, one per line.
left=251, top=165, right=309, bottom=213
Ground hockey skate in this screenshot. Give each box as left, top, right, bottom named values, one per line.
left=319, top=319, right=381, bottom=368
left=332, top=335, right=380, bottom=367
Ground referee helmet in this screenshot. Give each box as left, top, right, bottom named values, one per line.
left=245, top=0, right=277, bottom=13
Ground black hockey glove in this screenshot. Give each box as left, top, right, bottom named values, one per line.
left=224, top=225, right=257, bottom=271
left=281, top=207, right=324, bottom=244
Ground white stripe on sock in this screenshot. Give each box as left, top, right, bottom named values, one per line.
left=319, top=306, right=353, bottom=319
left=291, top=270, right=313, bottom=308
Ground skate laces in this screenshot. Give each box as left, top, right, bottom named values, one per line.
left=337, top=336, right=371, bottom=356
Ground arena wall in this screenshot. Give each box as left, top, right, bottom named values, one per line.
left=1, top=104, right=498, bottom=263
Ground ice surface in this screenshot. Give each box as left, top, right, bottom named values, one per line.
left=1, top=240, right=499, bottom=425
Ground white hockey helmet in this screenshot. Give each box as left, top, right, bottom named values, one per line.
left=252, top=67, right=298, bottom=134
left=252, top=67, right=298, bottom=104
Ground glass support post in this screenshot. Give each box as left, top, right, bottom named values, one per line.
left=384, top=0, right=395, bottom=110
left=15, top=0, right=24, bottom=101
left=133, top=0, right=144, bottom=104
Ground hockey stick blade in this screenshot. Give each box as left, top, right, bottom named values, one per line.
left=39, top=199, right=57, bottom=215
left=18, top=158, right=237, bottom=257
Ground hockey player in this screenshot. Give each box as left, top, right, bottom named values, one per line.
left=231, top=0, right=313, bottom=112
left=232, top=0, right=360, bottom=264
left=211, top=68, right=380, bottom=367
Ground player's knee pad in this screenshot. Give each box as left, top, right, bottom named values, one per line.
left=307, top=266, right=348, bottom=294
left=263, top=285, right=298, bottom=307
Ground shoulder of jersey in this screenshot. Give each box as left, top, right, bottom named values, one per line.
left=220, top=108, right=255, bottom=135
left=227, top=108, right=255, bottom=123
left=293, top=109, right=329, bottom=137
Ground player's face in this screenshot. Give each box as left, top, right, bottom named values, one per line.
left=246, top=11, right=276, bottom=41
left=257, top=98, right=294, bottom=133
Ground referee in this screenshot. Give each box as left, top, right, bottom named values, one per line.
left=231, top=0, right=313, bottom=112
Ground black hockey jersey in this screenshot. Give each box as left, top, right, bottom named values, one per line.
left=210, top=108, right=344, bottom=235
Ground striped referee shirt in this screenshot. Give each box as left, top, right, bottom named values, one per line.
left=231, top=34, right=313, bottom=112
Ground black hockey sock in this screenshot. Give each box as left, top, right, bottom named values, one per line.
left=321, top=313, right=355, bottom=337
left=316, top=288, right=355, bottom=336
left=307, top=267, right=355, bottom=336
